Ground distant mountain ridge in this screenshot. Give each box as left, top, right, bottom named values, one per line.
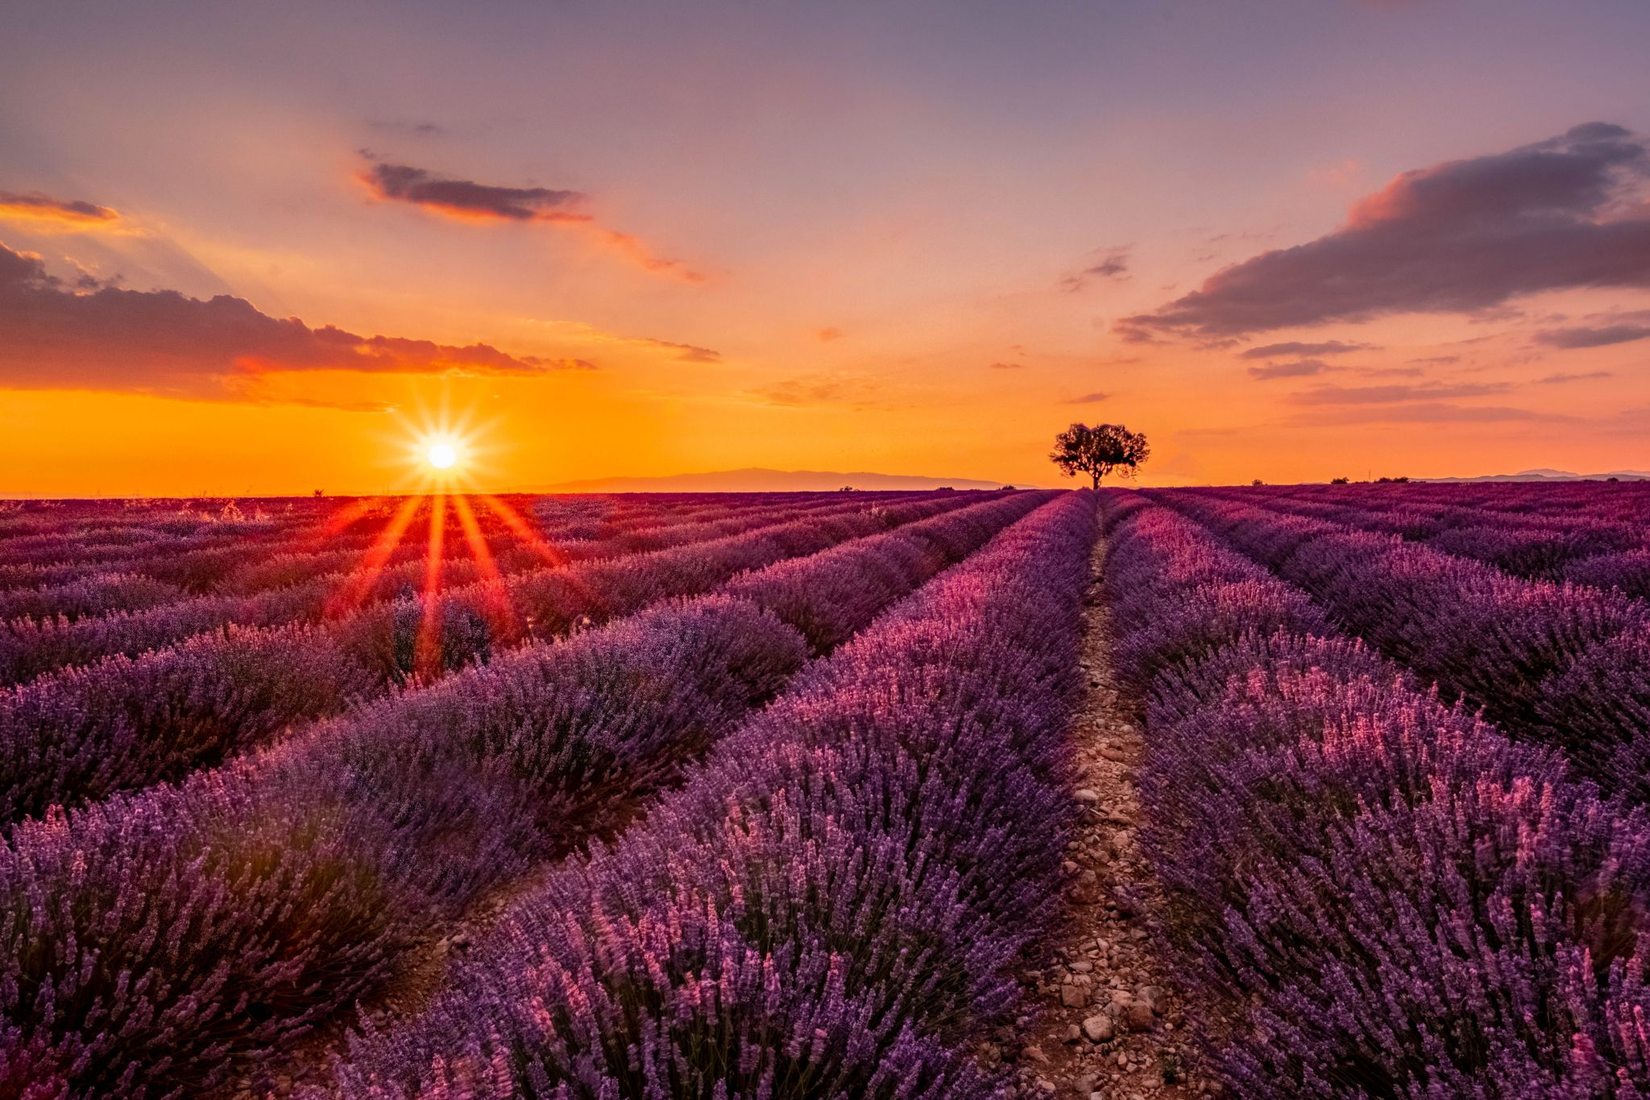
left=1422, top=468, right=1650, bottom=483
left=518, top=467, right=1021, bottom=493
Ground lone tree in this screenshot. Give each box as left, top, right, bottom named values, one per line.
left=1050, top=422, right=1150, bottom=489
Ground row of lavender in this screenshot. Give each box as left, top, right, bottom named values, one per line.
left=0, top=492, right=826, bottom=560
left=320, top=490, right=1098, bottom=1098
left=1153, top=489, right=1650, bottom=803
left=0, top=491, right=943, bottom=684
left=0, top=491, right=913, bottom=621
left=0, top=491, right=1050, bottom=1098
left=1298, top=479, right=1650, bottom=526
left=0, top=493, right=1000, bottom=827
left=0, top=491, right=921, bottom=599
left=1209, top=483, right=1650, bottom=596
left=1102, top=492, right=1650, bottom=1096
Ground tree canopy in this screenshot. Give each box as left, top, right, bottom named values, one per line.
left=1050, top=422, right=1150, bottom=488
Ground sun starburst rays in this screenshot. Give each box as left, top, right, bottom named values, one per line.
left=317, top=407, right=571, bottom=676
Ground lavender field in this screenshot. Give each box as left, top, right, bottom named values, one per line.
left=3, top=484, right=1649, bottom=1098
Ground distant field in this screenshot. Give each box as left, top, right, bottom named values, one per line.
left=2, top=483, right=1648, bottom=1096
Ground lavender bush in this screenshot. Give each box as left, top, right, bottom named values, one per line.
left=323, top=492, right=1098, bottom=1099
left=0, top=493, right=1046, bottom=1095
left=1, top=493, right=1023, bottom=822
left=1157, top=490, right=1650, bottom=799
left=1102, top=493, right=1650, bottom=1097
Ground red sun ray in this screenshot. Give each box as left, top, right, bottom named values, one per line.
left=476, top=494, right=569, bottom=569
left=310, top=496, right=387, bottom=549
left=328, top=494, right=423, bottom=615
left=452, top=492, right=518, bottom=636
left=413, top=491, right=448, bottom=680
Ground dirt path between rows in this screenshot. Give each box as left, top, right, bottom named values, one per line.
left=1001, top=534, right=1217, bottom=1099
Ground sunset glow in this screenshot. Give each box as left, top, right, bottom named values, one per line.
left=1, top=3, right=1648, bottom=493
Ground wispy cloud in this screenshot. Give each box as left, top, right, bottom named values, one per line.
left=1238, top=340, right=1374, bottom=360
left=750, top=372, right=892, bottom=410
left=366, top=119, right=446, bottom=139
left=360, top=161, right=583, bottom=222
left=1118, top=123, right=1650, bottom=339
left=643, top=338, right=721, bottom=363
left=1061, top=391, right=1109, bottom=404
left=987, top=360, right=1024, bottom=370
left=1538, top=370, right=1613, bottom=384
left=1534, top=321, right=1650, bottom=349
left=358, top=156, right=705, bottom=282
left=1289, top=380, right=1512, bottom=405
left=0, top=190, right=122, bottom=232
left=1248, top=358, right=1329, bottom=380
left=1059, top=246, right=1131, bottom=292
left=1302, top=402, right=1562, bottom=425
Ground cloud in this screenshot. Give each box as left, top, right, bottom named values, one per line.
left=1288, top=380, right=1512, bottom=405
left=815, top=327, right=844, bottom=342
left=0, top=241, right=562, bottom=404
left=1059, top=246, right=1131, bottom=292
left=987, top=360, right=1023, bottom=370
left=1408, top=354, right=1462, bottom=365
left=1533, top=321, right=1650, bottom=348
left=359, top=157, right=704, bottom=282
left=367, top=120, right=445, bottom=139
left=0, top=190, right=121, bottom=232
left=1303, top=402, right=1561, bottom=425
left=1238, top=340, right=1373, bottom=359
left=1118, top=123, right=1650, bottom=339
left=751, top=372, right=890, bottom=410
left=643, top=338, right=720, bottom=363
left=360, top=161, right=583, bottom=222
left=1062, top=391, right=1110, bottom=404
left=1538, top=370, right=1613, bottom=384
left=1249, top=358, right=1330, bottom=380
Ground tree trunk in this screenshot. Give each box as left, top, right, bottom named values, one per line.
left=1091, top=472, right=1100, bottom=490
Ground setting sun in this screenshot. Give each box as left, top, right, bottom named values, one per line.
left=425, top=440, right=459, bottom=471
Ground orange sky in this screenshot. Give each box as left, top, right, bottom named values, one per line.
left=2, top=2, right=1648, bottom=495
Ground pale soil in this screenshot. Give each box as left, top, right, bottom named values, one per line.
left=996, top=536, right=1218, bottom=1100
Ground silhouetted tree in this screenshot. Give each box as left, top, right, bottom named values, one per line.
left=1049, top=422, right=1150, bottom=489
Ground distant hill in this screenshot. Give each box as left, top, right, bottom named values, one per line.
left=518, top=468, right=1020, bottom=493
left=1422, top=468, right=1650, bottom=483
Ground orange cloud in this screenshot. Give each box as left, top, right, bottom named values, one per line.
left=0, top=190, right=121, bottom=232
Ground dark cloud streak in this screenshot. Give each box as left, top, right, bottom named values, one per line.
left=1248, top=358, right=1329, bottom=380
left=1238, top=340, right=1374, bottom=359
left=1534, top=322, right=1650, bottom=348
left=361, top=162, right=583, bottom=222
left=0, top=242, right=571, bottom=406
left=0, top=190, right=121, bottom=229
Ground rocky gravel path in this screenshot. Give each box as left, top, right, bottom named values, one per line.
left=999, top=535, right=1217, bottom=1099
